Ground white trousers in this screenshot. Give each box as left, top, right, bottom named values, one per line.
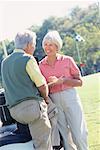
left=50, top=88, right=88, bottom=150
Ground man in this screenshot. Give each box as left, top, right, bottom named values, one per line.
left=1, top=30, right=52, bottom=150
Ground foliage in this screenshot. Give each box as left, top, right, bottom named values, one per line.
left=0, top=2, right=100, bottom=75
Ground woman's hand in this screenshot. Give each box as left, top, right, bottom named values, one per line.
left=48, top=76, right=64, bottom=86
left=48, top=76, right=58, bottom=83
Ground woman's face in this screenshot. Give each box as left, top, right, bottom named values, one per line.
left=44, top=41, right=58, bottom=56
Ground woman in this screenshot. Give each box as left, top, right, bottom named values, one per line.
left=39, top=30, right=88, bottom=150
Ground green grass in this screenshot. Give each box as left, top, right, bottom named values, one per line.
left=0, top=73, right=99, bottom=149
left=77, top=73, right=100, bottom=150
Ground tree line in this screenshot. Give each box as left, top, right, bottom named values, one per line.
left=0, top=2, right=100, bottom=76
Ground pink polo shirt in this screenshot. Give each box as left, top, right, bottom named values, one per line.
left=39, top=54, right=81, bottom=94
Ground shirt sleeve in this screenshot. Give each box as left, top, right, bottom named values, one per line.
left=26, top=57, right=47, bottom=87
left=69, top=57, right=81, bottom=76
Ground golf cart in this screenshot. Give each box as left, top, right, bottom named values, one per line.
left=0, top=88, right=33, bottom=150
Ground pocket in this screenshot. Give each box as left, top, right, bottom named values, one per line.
left=10, top=100, right=41, bottom=124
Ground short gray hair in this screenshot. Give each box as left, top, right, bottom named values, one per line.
left=15, top=30, right=36, bottom=49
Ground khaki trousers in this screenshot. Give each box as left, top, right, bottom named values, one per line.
left=10, top=99, right=52, bottom=150
left=50, top=88, right=88, bottom=150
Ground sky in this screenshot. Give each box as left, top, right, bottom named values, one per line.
left=0, top=0, right=98, bottom=41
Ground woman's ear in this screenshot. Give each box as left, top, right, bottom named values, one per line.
left=56, top=49, right=59, bottom=52
left=55, top=44, right=59, bottom=52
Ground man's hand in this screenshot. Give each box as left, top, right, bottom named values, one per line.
left=45, top=97, right=49, bottom=105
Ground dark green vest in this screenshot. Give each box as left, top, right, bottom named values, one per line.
left=1, top=51, right=43, bottom=108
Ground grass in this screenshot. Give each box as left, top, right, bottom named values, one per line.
left=0, top=73, right=99, bottom=149
left=77, top=73, right=100, bottom=150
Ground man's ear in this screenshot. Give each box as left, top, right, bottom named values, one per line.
left=24, top=43, right=29, bottom=53
left=27, top=42, right=30, bottom=49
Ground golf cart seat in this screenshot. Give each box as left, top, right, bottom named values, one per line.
left=0, top=89, right=32, bottom=147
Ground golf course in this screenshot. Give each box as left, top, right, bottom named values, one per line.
left=0, top=72, right=99, bottom=149
left=77, top=72, right=100, bottom=150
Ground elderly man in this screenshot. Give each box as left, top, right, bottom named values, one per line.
left=1, top=30, right=52, bottom=150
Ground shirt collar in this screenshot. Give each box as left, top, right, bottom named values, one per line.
left=14, top=49, right=25, bottom=53
left=42, top=54, right=62, bottom=65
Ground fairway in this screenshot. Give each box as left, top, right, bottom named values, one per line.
left=77, top=73, right=100, bottom=150
left=0, top=73, right=99, bottom=149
